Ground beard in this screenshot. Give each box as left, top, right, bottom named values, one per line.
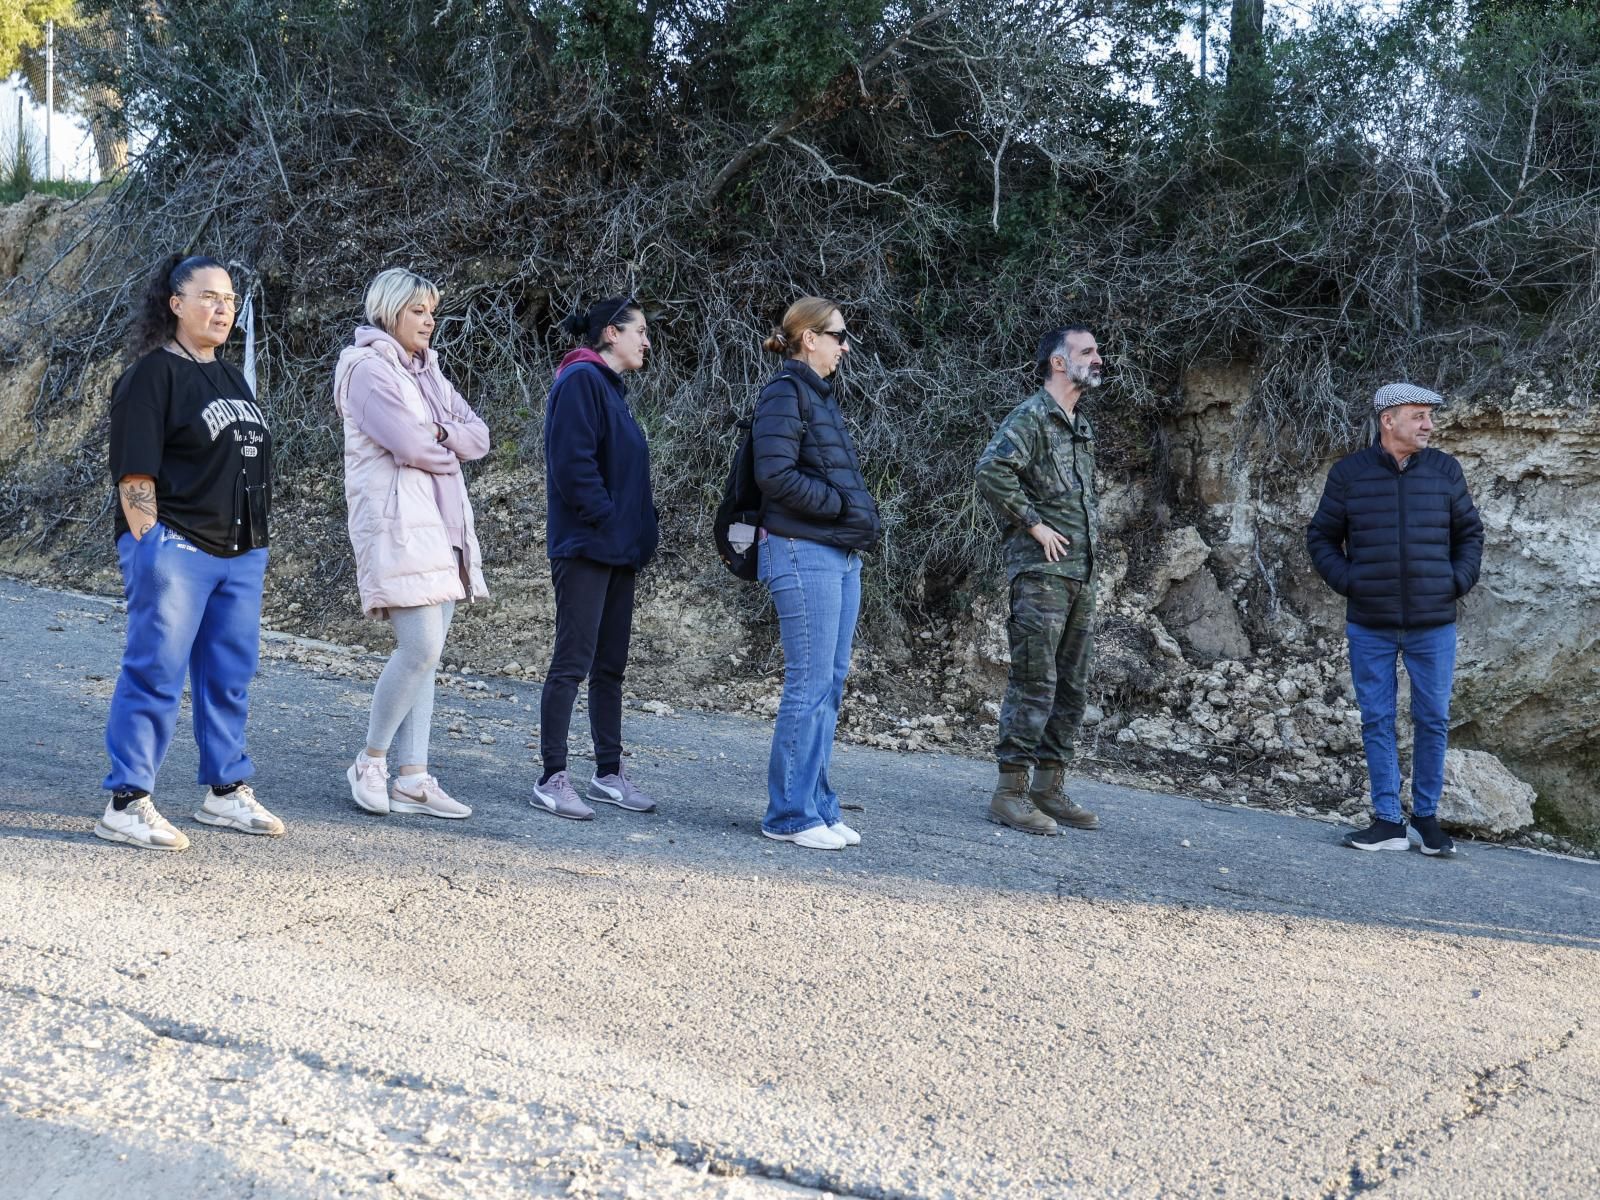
left=1067, top=361, right=1104, bottom=390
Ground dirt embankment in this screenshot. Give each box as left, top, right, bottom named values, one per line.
left=2, top=194, right=1593, bottom=853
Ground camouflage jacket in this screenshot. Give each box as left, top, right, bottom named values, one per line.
left=974, top=389, right=1098, bottom=582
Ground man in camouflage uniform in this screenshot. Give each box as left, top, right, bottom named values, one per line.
left=974, top=325, right=1103, bottom=835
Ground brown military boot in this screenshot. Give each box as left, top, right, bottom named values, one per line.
left=987, top=768, right=1058, bottom=835
left=1029, top=766, right=1099, bottom=830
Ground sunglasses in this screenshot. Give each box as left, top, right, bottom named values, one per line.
left=816, top=327, right=851, bottom=345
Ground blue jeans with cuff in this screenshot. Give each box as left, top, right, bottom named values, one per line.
left=103, top=523, right=267, bottom=795
left=758, top=534, right=861, bottom=836
left=1345, top=621, right=1457, bottom=823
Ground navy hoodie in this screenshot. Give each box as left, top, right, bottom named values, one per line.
left=543, top=349, right=658, bottom=568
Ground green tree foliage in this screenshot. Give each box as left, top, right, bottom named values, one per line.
left=727, top=0, right=892, bottom=117
left=0, top=0, right=75, bottom=82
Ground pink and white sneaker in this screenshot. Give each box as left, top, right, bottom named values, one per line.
left=390, top=773, right=471, bottom=819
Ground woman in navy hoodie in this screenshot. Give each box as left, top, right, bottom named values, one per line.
left=532, top=296, right=660, bottom=821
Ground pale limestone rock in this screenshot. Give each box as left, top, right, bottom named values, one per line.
left=1156, top=568, right=1252, bottom=661
left=1147, top=526, right=1212, bottom=606
left=1128, top=716, right=1177, bottom=749
left=1150, top=620, right=1184, bottom=661
left=1426, top=749, right=1537, bottom=836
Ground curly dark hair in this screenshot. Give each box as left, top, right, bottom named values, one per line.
left=129, top=253, right=226, bottom=355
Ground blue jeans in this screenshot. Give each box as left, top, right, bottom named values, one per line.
left=104, top=523, right=268, bottom=794
left=758, top=535, right=861, bottom=836
left=1346, top=621, right=1457, bottom=822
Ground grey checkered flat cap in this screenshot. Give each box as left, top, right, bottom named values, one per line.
left=1374, top=382, right=1444, bottom=411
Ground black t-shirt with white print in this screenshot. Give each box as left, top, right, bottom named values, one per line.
left=109, top=348, right=272, bottom=557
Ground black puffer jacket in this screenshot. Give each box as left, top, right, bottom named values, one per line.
left=1305, top=442, right=1484, bottom=630
left=751, top=360, right=882, bottom=552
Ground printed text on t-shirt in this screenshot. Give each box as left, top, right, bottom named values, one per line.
left=201, top=396, right=267, bottom=441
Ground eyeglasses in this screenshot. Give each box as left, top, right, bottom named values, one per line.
left=817, top=328, right=851, bottom=346
left=181, top=290, right=243, bottom=311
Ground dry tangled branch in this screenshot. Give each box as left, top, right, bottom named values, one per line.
left=3, top=0, right=1597, bottom=628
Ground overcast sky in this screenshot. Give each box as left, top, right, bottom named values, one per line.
left=1, top=74, right=99, bottom=182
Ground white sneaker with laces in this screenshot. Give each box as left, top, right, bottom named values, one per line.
left=390, top=773, right=471, bottom=819
left=95, top=795, right=189, bottom=852
left=762, top=824, right=847, bottom=850
left=829, top=821, right=861, bottom=846
left=194, top=784, right=285, bottom=836
left=347, top=754, right=390, bottom=814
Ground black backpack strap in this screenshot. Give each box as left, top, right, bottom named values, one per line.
left=746, top=371, right=810, bottom=534
left=757, top=370, right=808, bottom=433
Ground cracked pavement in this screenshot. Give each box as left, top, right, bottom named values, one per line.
left=2, top=578, right=1598, bottom=1199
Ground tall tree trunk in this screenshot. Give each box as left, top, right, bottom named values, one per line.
left=87, top=87, right=127, bottom=179
left=1228, top=0, right=1264, bottom=82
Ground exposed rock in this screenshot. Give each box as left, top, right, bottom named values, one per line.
left=1127, top=716, right=1178, bottom=749
left=1439, top=394, right=1600, bottom=829
left=1155, top=568, right=1252, bottom=662
left=1147, top=526, right=1212, bottom=605
left=1149, top=620, right=1184, bottom=661
left=1419, top=749, right=1536, bottom=836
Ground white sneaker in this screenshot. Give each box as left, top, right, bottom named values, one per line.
left=390, top=773, right=471, bottom=819
left=194, top=784, right=285, bottom=836
left=95, top=795, right=189, bottom=852
left=347, top=754, right=390, bottom=814
left=829, top=821, right=861, bottom=846
left=762, top=824, right=847, bottom=850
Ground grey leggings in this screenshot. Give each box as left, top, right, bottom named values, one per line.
left=366, top=600, right=455, bottom=767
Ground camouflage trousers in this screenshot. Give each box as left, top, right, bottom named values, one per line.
left=996, top=572, right=1096, bottom=770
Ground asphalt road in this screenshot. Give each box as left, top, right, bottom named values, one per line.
left=2, top=577, right=1597, bottom=1199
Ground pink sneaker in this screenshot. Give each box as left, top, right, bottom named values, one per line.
left=390, top=774, right=471, bottom=819
left=347, top=753, right=390, bottom=815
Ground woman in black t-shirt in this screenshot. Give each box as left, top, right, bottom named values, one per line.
left=96, top=253, right=286, bottom=851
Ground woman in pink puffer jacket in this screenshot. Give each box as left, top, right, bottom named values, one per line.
left=333, top=268, right=490, bottom=821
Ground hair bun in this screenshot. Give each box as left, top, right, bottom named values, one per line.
left=761, top=328, right=789, bottom=355
left=559, top=310, right=589, bottom=339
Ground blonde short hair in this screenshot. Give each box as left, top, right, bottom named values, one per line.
left=364, top=268, right=439, bottom=333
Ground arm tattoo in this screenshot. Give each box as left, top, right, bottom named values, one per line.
left=119, top=479, right=157, bottom=518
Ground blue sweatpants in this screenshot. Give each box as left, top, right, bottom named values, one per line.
left=103, top=523, right=268, bottom=795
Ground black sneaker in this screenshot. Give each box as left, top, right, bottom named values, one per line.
left=1409, top=812, right=1456, bottom=857
left=1342, top=817, right=1410, bottom=852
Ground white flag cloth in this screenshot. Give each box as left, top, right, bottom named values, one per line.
left=241, top=292, right=257, bottom=397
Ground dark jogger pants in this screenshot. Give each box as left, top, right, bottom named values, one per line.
left=539, top=557, right=636, bottom=777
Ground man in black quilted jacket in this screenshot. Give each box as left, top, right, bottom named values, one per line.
left=1306, top=383, right=1484, bottom=856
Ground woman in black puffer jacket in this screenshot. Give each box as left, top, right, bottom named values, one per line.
left=751, top=296, right=882, bottom=850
